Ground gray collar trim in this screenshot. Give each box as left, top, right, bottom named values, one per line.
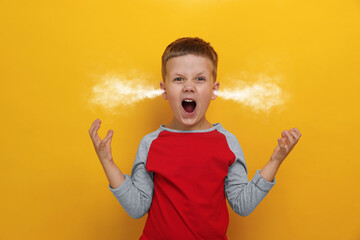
left=160, top=123, right=222, bottom=133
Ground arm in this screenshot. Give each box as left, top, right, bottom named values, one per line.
left=89, top=119, right=125, bottom=188
left=225, top=157, right=276, bottom=217
left=89, top=119, right=154, bottom=219
left=224, top=128, right=301, bottom=216
left=108, top=139, right=154, bottom=219
left=259, top=128, right=302, bottom=182
left=101, top=161, right=125, bottom=189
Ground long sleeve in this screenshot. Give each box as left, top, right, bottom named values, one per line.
left=225, top=161, right=276, bottom=216
left=220, top=128, right=276, bottom=217
left=108, top=130, right=161, bottom=219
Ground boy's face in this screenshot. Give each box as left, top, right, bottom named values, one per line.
left=160, top=54, right=219, bottom=130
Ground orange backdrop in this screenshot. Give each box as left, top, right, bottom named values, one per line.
left=0, top=1, right=359, bottom=239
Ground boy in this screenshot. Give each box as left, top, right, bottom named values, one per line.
left=89, top=37, right=301, bottom=240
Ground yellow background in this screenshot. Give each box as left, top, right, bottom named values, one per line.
left=1, top=0, right=359, bottom=239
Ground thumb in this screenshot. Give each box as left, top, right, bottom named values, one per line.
left=278, top=138, right=286, bottom=149
left=278, top=137, right=289, bottom=152
left=102, top=129, right=114, bottom=144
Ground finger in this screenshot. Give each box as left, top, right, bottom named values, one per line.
left=289, top=128, right=298, bottom=137
left=101, top=129, right=114, bottom=144
left=90, top=122, right=102, bottom=143
left=278, top=138, right=289, bottom=153
left=283, top=130, right=295, bottom=145
left=90, top=123, right=101, bottom=138
left=89, top=118, right=101, bottom=130
left=289, top=129, right=301, bottom=143
left=89, top=124, right=96, bottom=137
left=291, top=128, right=302, bottom=138
left=281, top=131, right=291, bottom=144
left=288, top=129, right=298, bottom=140
left=282, top=129, right=295, bottom=141
left=278, top=137, right=286, bottom=150
left=89, top=119, right=101, bottom=135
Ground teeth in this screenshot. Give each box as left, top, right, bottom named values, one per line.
left=184, top=99, right=194, bottom=102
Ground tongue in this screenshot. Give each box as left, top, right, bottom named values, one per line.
left=183, top=102, right=196, bottom=113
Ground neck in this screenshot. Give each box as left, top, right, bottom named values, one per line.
left=165, top=118, right=213, bottom=131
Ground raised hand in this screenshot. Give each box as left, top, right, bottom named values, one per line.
left=89, top=119, right=114, bottom=164
left=271, top=128, right=302, bottom=164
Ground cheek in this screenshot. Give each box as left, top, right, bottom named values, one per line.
left=199, top=89, right=213, bottom=101
left=167, top=92, right=180, bottom=107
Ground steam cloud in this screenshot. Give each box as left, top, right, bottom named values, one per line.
left=216, top=75, right=286, bottom=113
left=89, top=73, right=287, bottom=113
left=89, top=74, right=162, bottom=110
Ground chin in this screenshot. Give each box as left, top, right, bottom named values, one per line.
left=179, top=117, right=205, bottom=129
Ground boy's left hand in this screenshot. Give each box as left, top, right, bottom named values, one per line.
left=271, top=128, right=302, bottom=164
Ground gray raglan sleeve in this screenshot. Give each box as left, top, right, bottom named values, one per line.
left=108, top=131, right=158, bottom=219
left=221, top=130, right=276, bottom=217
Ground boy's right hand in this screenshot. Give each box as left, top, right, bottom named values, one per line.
left=89, top=119, right=114, bottom=164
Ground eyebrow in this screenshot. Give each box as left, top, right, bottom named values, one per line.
left=172, top=72, right=208, bottom=76
left=173, top=73, right=185, bottom=77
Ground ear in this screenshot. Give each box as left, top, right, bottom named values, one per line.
left=160, top=81, right=167, bottom=100
left=211, top=81, right=220, bottom=100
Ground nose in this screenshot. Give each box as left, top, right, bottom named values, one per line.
left=183, top=80, right=195, bottom=93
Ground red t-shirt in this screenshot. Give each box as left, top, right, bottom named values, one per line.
left=109, top=124, right=276, bottom=240
left=141, top=129, right=236, bottom=240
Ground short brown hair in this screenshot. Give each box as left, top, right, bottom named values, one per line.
left=161, top=37, right=218, bottom=82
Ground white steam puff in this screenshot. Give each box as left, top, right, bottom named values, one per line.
left=216, top=81, right=286, bottom=112
left=89, top=74, right=287, bottom=113
left=89, top=74, right=162, bottom=109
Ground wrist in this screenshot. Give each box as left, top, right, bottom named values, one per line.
left=271, top=153, right=284, bottom=163
left=260, top=159, right=281, bottom=182
left=100, top=157, right=115, bottom=167
left=270, top=155, right=283, bottom=168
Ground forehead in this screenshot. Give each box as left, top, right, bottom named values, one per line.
left=166, top=54, right=213, bottom=76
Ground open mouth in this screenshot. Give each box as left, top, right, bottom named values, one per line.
left=182, top=99, right=196, bottom=113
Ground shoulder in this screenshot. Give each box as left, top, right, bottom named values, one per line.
left=133, top=127, right=164, bottom=164
left=216, top=124, right=245, bottom=159
left=216, top=124, right=240, bottom=146
left=139, top=127, right=163, bottom=149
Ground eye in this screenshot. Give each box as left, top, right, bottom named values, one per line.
left=196, top=77, right=206, bottom=81
left=174, top=77, right=183, bottom=82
